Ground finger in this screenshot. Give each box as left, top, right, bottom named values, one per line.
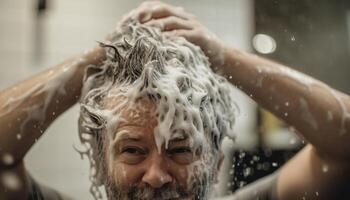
left=150, top=5, right=190, bottom=20
left=136, top=2, right=192, bottom=23
left=145, top=16, right=193, bottom=31
left=164, top=29, right=193, bottom=41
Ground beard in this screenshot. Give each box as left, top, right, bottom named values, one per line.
left=103, top=170, right=214, bottom=200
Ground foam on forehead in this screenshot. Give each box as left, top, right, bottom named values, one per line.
left=80, top=20, right=237, bottom=154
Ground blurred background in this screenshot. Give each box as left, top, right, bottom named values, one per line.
left=0, top=0, right=349, bottom=199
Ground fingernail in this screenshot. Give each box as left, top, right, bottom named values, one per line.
left=140, top=12, right=152, bottom=23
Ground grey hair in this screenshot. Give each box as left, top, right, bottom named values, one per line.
left=77, top=19, right=237, bottom=200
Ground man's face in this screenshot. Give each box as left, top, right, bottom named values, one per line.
left=101, top=96, right=219, bottom=200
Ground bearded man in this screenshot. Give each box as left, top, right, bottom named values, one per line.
left=1, top=2, right=350, bottom=200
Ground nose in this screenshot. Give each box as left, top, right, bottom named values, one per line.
left=142, top=153, right=173, bottom=188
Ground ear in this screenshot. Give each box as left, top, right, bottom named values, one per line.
left=217, top=151, right=225, bottom=171
left=214, top=151, right=225, bottom=183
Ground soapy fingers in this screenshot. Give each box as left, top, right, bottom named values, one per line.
left=145, top=16, right=193, bottom=31
left=135, top=1, right=228, bottom=69
left=120, top=1, right=192, bottom=25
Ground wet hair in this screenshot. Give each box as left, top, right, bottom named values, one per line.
left=77, top=19, right=237, bottom=199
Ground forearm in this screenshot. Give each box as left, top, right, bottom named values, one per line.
left=221, top=47, right=350, bottom=160
left=0, top=46, right=105, bottom=167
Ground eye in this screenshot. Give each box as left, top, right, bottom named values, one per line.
left=167, top=147, right=194, bottom=164
left=122, top=147, right=146, bottom=155
left=167, top=147, right=192, bottom=154
left=120, top=146, right=147, bottom=165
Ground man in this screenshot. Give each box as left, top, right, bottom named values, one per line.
left=77, top=15, right=237, bottom=200
left=1, top=1, right=349, bottom=200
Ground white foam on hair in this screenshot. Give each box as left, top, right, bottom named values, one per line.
left=79, top=20, right=238, bottom=200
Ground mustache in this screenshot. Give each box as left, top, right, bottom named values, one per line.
left=127, top=184, right=190, bottom=200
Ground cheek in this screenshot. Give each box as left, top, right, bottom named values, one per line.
left=168, top=162, right=194, bottom=189
left=186, top=163, right=201, bottom=185
left=185, top=157, right=214, bottom=186
left=172, top=165, right=189, bottom=183
left=109, top=162, right=143, bottom=188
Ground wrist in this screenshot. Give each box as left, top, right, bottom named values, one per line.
left=209, top=42, right=239, bottom=73
left=81, top=45, right=106, bottom=66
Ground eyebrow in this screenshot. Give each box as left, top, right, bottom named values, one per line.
left=113, top=130, right=142, bottom=144
left=169, top=132, right=189, bottom=143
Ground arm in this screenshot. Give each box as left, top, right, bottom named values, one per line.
left=219, top=47, right=350, bottom=200
left=0, top=46, right=105, bottom=199
left=132, top=2, right=350, bottom=199
left=220, top=48, right=350, bottom=160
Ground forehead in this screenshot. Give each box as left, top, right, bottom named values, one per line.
left=102, top=93, right=193, bottom=145
left=103, top=94, right=157, bottom=129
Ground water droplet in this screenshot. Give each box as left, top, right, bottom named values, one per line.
left=1, top=172, right=22, bottom=191
left=243, top=167, right=253, bottom=177
left=289, top=138, right=296, bottom=144
left=253, top=155, right=260, bottom=161
left=2, top=153, right=14, bottom=165
left=291, top=36, right=296, bottom=41
left=252, top=34, right=277, bottom=54
left=239, top=152, right=246, bottom=159
left=322, top=164, right=329, bottom=172
left=229, top=169, right=234, bottom=175
left=238, top=181, right=246, bottom=188
left=327, top=111, right=333, bottom=121
left=63, top=66, right=70, bottom=72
